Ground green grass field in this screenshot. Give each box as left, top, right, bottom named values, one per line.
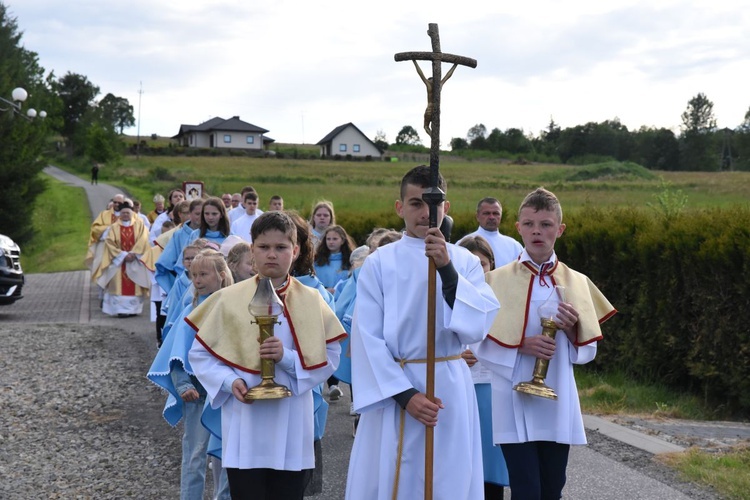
left=71, top=154, right=750, bottom=219
left=21, top=176, right=91, bottom=273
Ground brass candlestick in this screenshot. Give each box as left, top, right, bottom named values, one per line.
left=245, top=277, right=292, bottom=401
left=513, top=285, right=566, bottom=400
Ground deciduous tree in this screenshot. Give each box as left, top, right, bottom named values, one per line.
left=466, top=123, right=486, bottom=142
left=680, top=92, right=717, bottom=134
left=373, top=129, right=389, bottom=151
left=395, top=125, right=421, bottom=145
left=98, top=93, right=134, bottom=134
left=52, top=71, right=99, bottom=144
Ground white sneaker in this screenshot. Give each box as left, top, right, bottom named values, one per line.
left=328, top=385, right=343, bottom=401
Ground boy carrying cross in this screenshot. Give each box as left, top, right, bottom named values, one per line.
left=345, top=165, right=500, bottom=499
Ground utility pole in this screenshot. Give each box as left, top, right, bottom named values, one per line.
left=136, top=81, right=144, bottom=159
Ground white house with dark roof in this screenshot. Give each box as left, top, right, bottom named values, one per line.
left=317, top=123, right=383, bottom=158
left=173, top=116, right=274, bottom=150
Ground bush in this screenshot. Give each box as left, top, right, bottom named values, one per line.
left=150, top=167, right=175, bottom=182
left=556, top=207, right=750, bottom=414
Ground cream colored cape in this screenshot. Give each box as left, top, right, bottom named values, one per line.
left=147, top=223, right=178, bottom=265
left=187, top=276, right=346, bottom=374
left=486, top=259, right=616, bottom=347
left=154, top=225, right=177, bottom=250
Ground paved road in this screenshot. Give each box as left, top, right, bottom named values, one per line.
left=2, top=166, right=738, bottom=499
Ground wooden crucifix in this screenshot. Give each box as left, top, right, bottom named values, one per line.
left=395, top=23, right=476, bottom=500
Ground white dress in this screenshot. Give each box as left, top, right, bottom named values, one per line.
left=345, top=235, right=500, bottom=500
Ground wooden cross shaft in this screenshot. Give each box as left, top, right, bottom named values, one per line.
left=393, top=23, right=476, bottom=500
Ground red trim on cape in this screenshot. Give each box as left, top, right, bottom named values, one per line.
left=575, top=334, right=603, bottom=347
left=599, top=309, right=618, bottom=325
left=193, top=334, right=261, bottom=375
left=327, top=333, right=347, bottom=343
left=186, top=305, right=261, bottom=374
left=138, top=257, right=155, bottom=272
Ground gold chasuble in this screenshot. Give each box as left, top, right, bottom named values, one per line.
left=85, top=209, right=119, bottom=270
left=93, top=220, right=152, bottom=296
left=88, top=209, right=118, bottom=245
left=187, top=276, right=346, bottom=374
left=486, top=259, right=616, bottom=348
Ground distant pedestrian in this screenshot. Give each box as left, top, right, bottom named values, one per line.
left=91, top=163, right=100, bottom=185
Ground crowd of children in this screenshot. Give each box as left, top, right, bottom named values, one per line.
left=86, top=171, right=616, bottom=499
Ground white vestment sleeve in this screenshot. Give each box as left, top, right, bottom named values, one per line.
left=474, top=339, right=516, bottom=381
left=569, top=340, right=597, bottom=365
left=188, top=339, right=234, bottom=409
left=279, top=341, right=341, bottom=396
left=443, top=251, right=500, bottom=345
left=351, top=257, right=415, bottom=413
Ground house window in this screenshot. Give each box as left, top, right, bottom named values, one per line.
left=189, top=135, right=193, bottom=145
left=246, top=136, right=254, bottom=144
left=353, top=144, right=361, bottom=153
left=224, top=135, right=232, bottom=143
left=339, top=144, right=347, bottom=152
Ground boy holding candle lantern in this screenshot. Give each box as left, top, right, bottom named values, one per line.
left=475, top=187, right=617, bottom=499
left=187, top=211, right=346, bottom=499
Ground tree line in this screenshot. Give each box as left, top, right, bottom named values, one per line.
left=1, top=4, right=135, bottom=243
left=389, top=93, right=750, bottom=172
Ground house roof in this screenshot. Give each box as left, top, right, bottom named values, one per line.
left=316, top=122, right=383, bottom=153
left=174, top=116, right=269, bottom=137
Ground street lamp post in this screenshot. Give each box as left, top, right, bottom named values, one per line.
left=0, top=87, right=47, bottom=120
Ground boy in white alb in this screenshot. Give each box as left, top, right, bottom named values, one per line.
left=475, top=187, right=616, bottom=499
left=229, top=191, right=260, bottom=243
left=188, top=211, right=346, bottom=499
left=345, top=166, right=500, bottom=500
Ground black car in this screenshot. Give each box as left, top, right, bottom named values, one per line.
left=0, top=234, right=24, bottom=305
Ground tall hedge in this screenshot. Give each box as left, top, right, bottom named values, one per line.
left=340, top=205, right=750, bottom=413
left=556, top=207, right=750, bottom=414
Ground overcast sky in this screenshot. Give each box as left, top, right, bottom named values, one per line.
left=7, top=0, right=750, bottom=145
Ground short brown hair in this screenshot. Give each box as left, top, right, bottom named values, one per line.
left=251, top=211, right=297, bottom=245
left=518, top=187, right=562, bottom=222
left=400, top=165, right=446, bottom=200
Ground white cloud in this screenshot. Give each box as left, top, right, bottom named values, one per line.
left=7, top=0, right=750, bottom=143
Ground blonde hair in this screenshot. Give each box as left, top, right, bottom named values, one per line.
left=309, top=200, right=336, bottom=229
left=226, top=242, right=254, bottom=282
left=190, top=249, right=233, bottom=305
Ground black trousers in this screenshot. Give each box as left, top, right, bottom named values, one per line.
left=226, top=467, right=311, bottom=500
left=154, top=301, right=165, bottom=344
left=501, top=441, right=570, bottom=500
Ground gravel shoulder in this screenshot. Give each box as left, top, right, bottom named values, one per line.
left=1, top=323, right=181, bottom=499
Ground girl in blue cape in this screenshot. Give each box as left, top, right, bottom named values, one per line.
left=147, top=249, right=233, bottom=500
left=313, top=225, right=355, bottom=293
